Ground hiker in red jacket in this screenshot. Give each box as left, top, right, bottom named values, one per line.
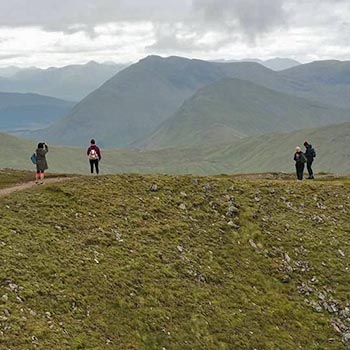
left=87, top=139, right=102, bottom=174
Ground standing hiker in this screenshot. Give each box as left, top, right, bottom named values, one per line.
left=304, top=141, right=316, bottom=179
left=87, top=139, right=101, bottom=174
left=35, top=142, right=49, bottom=184
left=294, top=146, right=306, bottom=181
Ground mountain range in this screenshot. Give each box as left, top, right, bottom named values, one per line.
left=215, top=57, right=301, bottom=71
left=138, top=78, right=350, bottom=150
left=29, top=55, right=350, bottom=148
left=0, top=92, right=74, bottom=133
left=0, top=61, right=126, bottom=101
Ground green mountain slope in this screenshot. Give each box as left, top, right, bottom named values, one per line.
left=1, top=121, right=350, bottom=175
left=0, top=92, right=75, bottom=133
left=31, top=56, right=281, bottom=148
left=0, top=172, right=349, bottom=349
left=279, top=60, right=350, bottom=109
left=138, top=79, right=350, bottom=150
left=33, top=56, right=350, bottom=148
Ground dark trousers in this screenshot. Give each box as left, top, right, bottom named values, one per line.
left=296, top=162, right=305, bottom=180
left=307, top=160, right=314, bottom=178
left=89, top=159, right=99, bottom=174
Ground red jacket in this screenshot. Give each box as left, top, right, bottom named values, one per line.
left=87, top=145, right=101, bottom=160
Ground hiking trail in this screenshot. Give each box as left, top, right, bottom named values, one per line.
left=0, top=177, right=74, bottom=199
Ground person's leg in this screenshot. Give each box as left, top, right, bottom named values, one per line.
left=307, top=160, right=314, bottom=179
left=35, top=172, right=40, bottom=183
left=40, top=171, right=45, bottom=183
left=90, top=160, right=94, bottom=174
left=300, top=163, right=305, bottom=180
left=95, top=160, right=99, bottom=175
left=296, top=164, right=303, bottom=180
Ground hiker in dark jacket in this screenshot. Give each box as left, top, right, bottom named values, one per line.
left=304, top=141, right=315, bottom=179
left=35, top=142, right=48, bottom=184
left=87, top=139, right=101, bottom=174
left=294, top=146, right=306, bottom=181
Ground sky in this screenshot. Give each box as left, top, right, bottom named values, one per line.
left=0, top=0, right=349, bottom=67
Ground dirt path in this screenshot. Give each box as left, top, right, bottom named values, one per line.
left=0, top=177, right=74, bottom=199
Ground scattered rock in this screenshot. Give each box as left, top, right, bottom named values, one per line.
left=226, top=206, right=239, bottom=217
left=149, top=184, right=158, bottom=192
left=343, top=332, right=350, bottom=343
left=312, top=215, right=324, bottom=224
left=115, top=232, right=123, bottom=241
left=318, top=292, right=326, bottom=301
left=203, top=184, right=212, bottom=191
left=1, top=294, right=8, bottom=302
left=284, top=253, right=292, bottom=263
left=323, top=302, right=338, bottom=314
left=249, top=239, right=258, bottom=250
left=3, top=309, right=10, bottom=317
left=8, top=283, right=18, bottom=292
left=180, top=192, right=187, bottom=197
left=177, top=245, right=184, bottom=253
left=338, top=249, right=345, bottom=258
left=228, top=221, right=240, bottom=229
left=31, top=335, right=38, bottom=343
left=192, top=179, right=199, bottom=185
left=297, top=283, right=313, bottom=295
left=179, top=204, right=186, bottom=210
left=314, top=305, right=323, bottom=313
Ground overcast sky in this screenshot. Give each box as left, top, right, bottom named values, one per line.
left=0, top=0, right=349, bottom=67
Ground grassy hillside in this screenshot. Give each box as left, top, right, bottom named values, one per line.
left=279, top=60, right=350, bottom=109
left=0, top=92, right=74, bottom=133
left=32, top=56, right=350, bottom=148
left=0, top=171, right=349, bottom=349
left=31, top=56, right=281, bottom=148
left=2, top=121, right=350, bottom=175
left=138, top=79, right=350, bottom=150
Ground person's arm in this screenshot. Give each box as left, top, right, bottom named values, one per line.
left=87, top=146, right=91, bottom=156
left=44, top=143, right=48, bottom=153
left=97, top=147, right=102, bottom=160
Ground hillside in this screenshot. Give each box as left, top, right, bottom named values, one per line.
left=0, top=61, right=126, bottom=101
left=0, top=92, right=75, bottom=133
left=138, top=79, right=350, bottom=150
left=0, top=171, right=349, bottom=349
left=31, top=56, right=282, bottom=148
left=33, top=56, right=350, bottom=148
left=1, top=121, right=350, bottom=175
left=279, top=60, right=350, bottom=109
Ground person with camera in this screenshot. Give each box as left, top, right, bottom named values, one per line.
left=35, top=142, right=49, bottom=184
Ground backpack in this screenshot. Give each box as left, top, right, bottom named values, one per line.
left=30, top=153, right=37, bottom=164
left=88, top=149, right=98, bottom=160
left=311, top=148, right=316, bottom=158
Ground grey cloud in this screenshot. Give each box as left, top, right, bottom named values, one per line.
left=149, top=0, right=287, bottom=53
left=0, top=0, right=122, bottom=31
left=0, top=53, right=27, bottom=60
left=0, top=0, right=190, bottom=32
left=191, top=0, right=286, bottom=38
